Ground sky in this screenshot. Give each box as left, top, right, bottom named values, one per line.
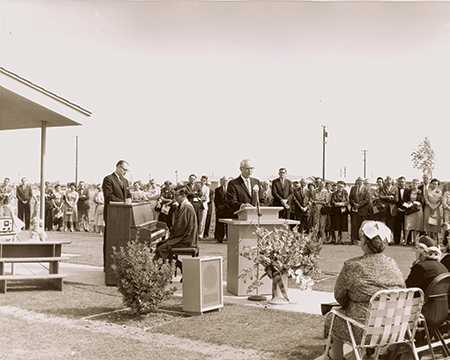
left=1, top=1, right=450, bottom=184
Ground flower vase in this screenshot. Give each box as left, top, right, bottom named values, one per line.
left=269, top=271, right=290, bottom=305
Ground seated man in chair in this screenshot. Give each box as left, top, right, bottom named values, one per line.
left=154, top=186, right=198, bottom=261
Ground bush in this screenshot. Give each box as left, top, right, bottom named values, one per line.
left=112, top=240, right=176, bottom=314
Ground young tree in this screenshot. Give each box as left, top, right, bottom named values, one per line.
left=411, top=137, right=435, bottom=177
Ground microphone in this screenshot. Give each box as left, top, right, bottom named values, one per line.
left=252, top=184, right=262, bottom=218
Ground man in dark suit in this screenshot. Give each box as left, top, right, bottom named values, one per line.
left=378, top=176, right=399, bottom=240
left=101, top=160, right=132, bottom=268
left=185, top=174, right=203, bottom=229
left=271, top=168, right=292, bottom=219
left=155, top=186, right=198, bottom=261
left=394, top=176, right=408, bottom=244
left=349, top=177, right=371, bottom=244
left=290, top=179, right=310, bottom=233
left=16, top=177, right=32, bottom=230
left=226, top=159, right=264, bottom=216
left=214, top=177, right=232, bottom=243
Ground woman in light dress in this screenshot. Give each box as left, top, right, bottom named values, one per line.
left=442, top=183, right=450, bottom=243
left=93, top=185, right=105, bottom=235
left=64, top=183, right=79, bottom=232
left=423, top=178, right=442, bottom=243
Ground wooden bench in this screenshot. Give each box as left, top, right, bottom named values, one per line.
left=0, top=240, right=70, bottom=293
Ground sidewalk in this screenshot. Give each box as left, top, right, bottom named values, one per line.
left=11, top=261, right=335, bottom=315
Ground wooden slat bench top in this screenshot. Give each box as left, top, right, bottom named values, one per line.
left=0, top=274, right=64, bottom=281
left=0, top=241, right=71, bottom=245
left=0, top=257, right=65, bottom=263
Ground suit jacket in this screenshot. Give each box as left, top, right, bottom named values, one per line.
left=396, top=187, right=408, bottom=213
left=290, top=187, right=309, bottom=214
left=16, top=184, right=33, bottom=204
left=271, top=178, right=292, bottom=207
left=167, top=199, right=198, bottom=247
left=379, top=185, right=399, bottom=216
left=226, top=176, right=263, bottom=216
left=349, top=185, right=371, bottom=217
left=214, top=186, right=231, bottom=217
left=102, top=173, right=131, bottom=221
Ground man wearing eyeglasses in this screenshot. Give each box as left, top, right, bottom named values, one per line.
left=102, top=160, right=132, bottom=268
left=226, top=159, right=264, bottom=218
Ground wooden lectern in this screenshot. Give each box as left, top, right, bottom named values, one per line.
left=105, top=201, right=159, bottom=286
left=220, top=207, right=299, bottom=296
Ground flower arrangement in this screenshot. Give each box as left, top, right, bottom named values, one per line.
left=240, top=226, right=321, bottom=299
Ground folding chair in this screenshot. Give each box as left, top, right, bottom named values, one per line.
left=325, top=288, right=424, bottom=360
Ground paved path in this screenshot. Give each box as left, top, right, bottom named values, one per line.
left=11, top=261, right=335, bottom=316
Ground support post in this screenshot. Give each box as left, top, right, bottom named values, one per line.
left=39, top=121, right=47, bottom=224
left=322, top=125, right=327, bottom=181
left=75, top=136, right=79, bottom=186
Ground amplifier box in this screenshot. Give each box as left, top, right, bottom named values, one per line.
left=182, top=256, right=223, bottom=314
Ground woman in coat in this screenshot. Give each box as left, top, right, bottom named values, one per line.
left=325, top=221, right=404, bottom=360
left=330, top=181, right=349, bottom=244
left=423, top=178, right=442, bottom=243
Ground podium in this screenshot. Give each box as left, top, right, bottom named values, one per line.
left=105, top=201, right=159, bottom=286
left=220, top=207, right=299, bottom=296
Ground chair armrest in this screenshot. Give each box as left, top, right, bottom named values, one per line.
left=331, top=308, right=365, bottom=329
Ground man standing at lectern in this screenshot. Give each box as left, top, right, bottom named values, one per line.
left=226, top=159, right=264, bottom=217
left=101, top=160, right=132, bottom=268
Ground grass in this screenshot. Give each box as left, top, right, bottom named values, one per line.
left=1, top=283, right=325, bottom=360
left=3, top=231, right=419, bottom=360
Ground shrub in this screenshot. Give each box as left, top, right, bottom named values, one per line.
left=112, top=240, right=176, bottom=314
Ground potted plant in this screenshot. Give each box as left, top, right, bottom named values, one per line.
left=240, top=226, right=321, bottom=304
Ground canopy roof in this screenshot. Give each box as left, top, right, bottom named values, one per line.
left=0, top=67, right=91, bottom=130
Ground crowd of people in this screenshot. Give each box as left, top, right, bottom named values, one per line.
left=1, top=162, right=448, bottom=250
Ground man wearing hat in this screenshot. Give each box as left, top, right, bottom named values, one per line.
left=349, top=177, right=371, bottom=244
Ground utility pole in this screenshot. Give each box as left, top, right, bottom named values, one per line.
left=322, top=125, right=327, bottom=181
left=362, top=149, right=368, bottom=179
left=344, top=166, right=347, bottom=179
left=75, top=136, right=79, bottom=186
left=175, top=170, right=178, bottom=184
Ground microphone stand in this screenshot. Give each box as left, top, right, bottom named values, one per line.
left=248, top=185, right=266, bottom=302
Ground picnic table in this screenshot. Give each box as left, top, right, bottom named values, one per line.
left=0, top=240, right=70, bottom=293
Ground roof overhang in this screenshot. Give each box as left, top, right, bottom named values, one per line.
left=0, top=67, right=91, bottom=130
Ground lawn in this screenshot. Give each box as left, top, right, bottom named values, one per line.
left=2, top=230, right=418, bottom=360
left=0, top=283, right=324, bottom=360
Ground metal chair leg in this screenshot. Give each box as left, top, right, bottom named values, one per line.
left=423, top=321, right=436, bottom=360
left=435, top=328, right=450, bottom=357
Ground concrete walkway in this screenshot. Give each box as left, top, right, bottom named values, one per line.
left=10, top=261, right=335, bottom=315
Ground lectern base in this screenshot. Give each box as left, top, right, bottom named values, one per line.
left=248, top=294, right=267, bottom=302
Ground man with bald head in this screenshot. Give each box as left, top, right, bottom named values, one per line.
left=226, top=159, right=264, bottom=217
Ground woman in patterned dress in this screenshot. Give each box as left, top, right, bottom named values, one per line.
left=325, top=221, right=404, bottom=360
left=64, top=183, right=79, bottom=232
left=423, top=178, right=442, bottom=243
left=52, top=184, right=64, bottom=231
